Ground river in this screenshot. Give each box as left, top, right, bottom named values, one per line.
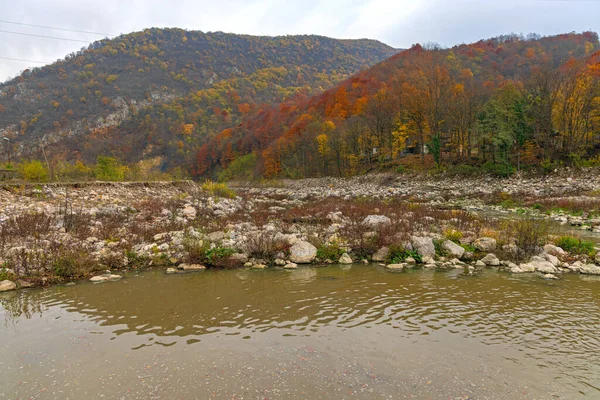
left=1, top=266, right=600, bottom=399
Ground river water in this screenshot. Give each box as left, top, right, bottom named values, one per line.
left=1, top=266, right=600, bottom=399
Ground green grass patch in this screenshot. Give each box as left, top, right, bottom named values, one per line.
left=388, top=245, right=422, bottom=264
left=555, top=236, right=597, bottom=257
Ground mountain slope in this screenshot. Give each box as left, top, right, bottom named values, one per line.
left=197, top=32, right=600, bottom=178
left=0, top=28, right=396, bottom=166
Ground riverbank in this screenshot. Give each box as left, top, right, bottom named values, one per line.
left=2, top=171, right=600, bottom=292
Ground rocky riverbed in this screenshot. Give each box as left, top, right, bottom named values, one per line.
left=2, top=171, right=600, bottom=292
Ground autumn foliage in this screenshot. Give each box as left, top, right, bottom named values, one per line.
left=198, top=32, right=600, bottom=178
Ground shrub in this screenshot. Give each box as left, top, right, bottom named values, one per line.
left=21, top=160, right=49, bottom=182
left=556, top=236, right=596, bottom=257
left=317, top=244, right=344, bottom=261
left=217, top=153, right=257, bottom=182
left=512, top=216, right=548, bottom=258
left=95, top=156, right=128, bottom=181
left=388, top=245, right=422, bottom=264
left=202, top=180, right=236, bottom=198
left=482, top=161, right=514, bottom=177
left=444, top=228, right=462, bottom=243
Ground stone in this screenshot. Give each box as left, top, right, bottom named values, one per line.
left=442, top=240, right=465, bottom=259
left=166, top=268, right=177, bottom=274
left=579, top=264, right=600, bottom=275
left=362, top=215, right=391, bottom=228
left=480, top=253, right=500, bottom=266
left=385, top=264, right=405, bottom=271
left=473, top=237, right=497, bottom=252
left=338, top=253, right=353, bottom=264
left=475, top=260, right=486, bottom=268
left=289, top=241, right=318, bottom=264
left=252, top=263, right=267, bottom=269
left=542, top=252, right=560, bottom=267
left=543, top=273, right=559, bottom=280
left=178, top=263, right=206, bottom=271
left=544, top=244, right=566, bottom=257
left=0, top=280, right=16, bottom=292
left=410, top=236, right=436, bottom=258
left=372, top=247, right=390, bottom=262
left=89, top=274, right=122, bottom=282
left=520, top=259, right=558, bottom=274
left=405, top=257, right=416, bottom=264
left=182, top=205, right=197, bottom=219
left=283, top=262, right=298, bottom=269
left=229, top=253, right=249, bottom=266
left=274, top=258, right=286, bottom=266
left=207, top=231, right=225, bottom=242
left=16, top=279, right=34, bottom=288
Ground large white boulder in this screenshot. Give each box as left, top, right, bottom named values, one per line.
left=410, top=236, right=436, bottom=258
left=442, top=240, right=465, bottom=259
left=0, top=280, right=16, bottom=292
left=289, top=241, right=318, bottom=264
left=473, top=237, right=497, bottom=252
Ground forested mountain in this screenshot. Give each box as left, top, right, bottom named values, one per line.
left=198, top=32, right=600, bottom=179
left=0, top=28, right=396, bottom=168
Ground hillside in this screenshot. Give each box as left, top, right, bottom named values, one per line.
left=0, top=28, right=396, bottom=168
left=198, top=32, right=600, bottom=179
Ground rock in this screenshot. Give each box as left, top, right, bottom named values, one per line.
left=543, top=273, right=559, bottom=280
left=442, top=240, right=465, bottom=259
left=283, top=262, right=298, bottom=269
left=166, top=268, right=177, bottom=274
left=178, top=264, right=206, bottom=271
left=274, top=258, right=286, bottom=266
left=410, top=236, right=436, bottom=258
left=520, top=259, right=558, bottom=274
left=252, top=263, right=267, bottom=269
left=372, top=247, right=390, bottom=262
left=0, top=280, right=16, bottom=292
left=475, top=260, right=486, bottom=268
left=339, top=253, right=353, bottom=264
left=244, top=262, right=253, bottom=268
left=182, top=205, right=197, bottom=219
left=207, top=231, right=225, bottom=242
left=362, top=215, right=391, bottom=228
left=228, top=253, right=249, bottom=266
left=480, top=253, right=500, bottom=266
left=16, top=279, right=34, bottom=288
left=473, top=237, right=497, bottom=252
left=405, top=257, right=416, bottom=264
left=385, top=263, right=405, bottom=271
left=579, top=264, right=600, bottom=275
left=289, top=241, right=317, bottom=264
left=542, top=252, right=560, bottom=267
left=89, top=274, right=122, bottom=282
left=544, top=244, right=566, bottom=257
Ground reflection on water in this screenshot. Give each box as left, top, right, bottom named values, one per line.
left=1, top=266, right=600, bottom=399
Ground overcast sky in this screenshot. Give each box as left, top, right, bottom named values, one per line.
left=1, top=0, right=599, bottom=82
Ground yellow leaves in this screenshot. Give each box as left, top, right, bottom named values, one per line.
left=182, top=124, right=195, bottom=135
left=50, top=101, right=59, bottom=109
left=182, top=36, right=188, bottom=43
left=106, top=75, right=118, bottom=84
left=391, top=124, right=410, bottom=157
left=585, top=41, right=595, bottom=54
left=321, top=120, right=336, bottom=133
left=316, top=134, right=330, bottom=156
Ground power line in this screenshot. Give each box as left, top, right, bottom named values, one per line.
left=0, top=20, right=116, bottom=37
left=0, top=56, right=49, bottom=64
left=0, top=29, right=93, bottom=43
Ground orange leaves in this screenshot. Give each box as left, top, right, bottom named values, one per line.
left=238, top=103, right=251, bottom=114
left=182, top=124, right=195, bottom=135
left=262, top=147, right=281, bottom=178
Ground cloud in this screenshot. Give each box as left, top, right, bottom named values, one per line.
left=0, top=0, right=598, bottom=81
